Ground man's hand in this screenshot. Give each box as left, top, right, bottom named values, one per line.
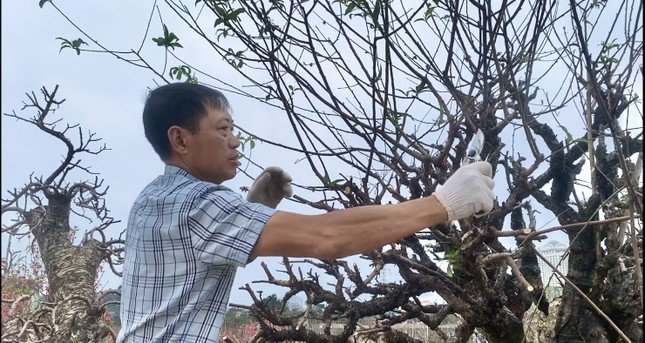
left=433, top=161, right=495, bottom=221
left=246, top=167, right=293, bottom=208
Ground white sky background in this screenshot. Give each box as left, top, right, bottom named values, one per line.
left=2, top=1, right=642, bottom=307
left=0, top=0, right=319, bottom=305
left=1, top=0, right=389, bottom=306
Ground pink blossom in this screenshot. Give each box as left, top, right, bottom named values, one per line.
left=104, top=311, right=112, bottom=325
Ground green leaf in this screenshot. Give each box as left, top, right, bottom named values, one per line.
left=56, top=37, right=86, bottom=55
left=574, top=138, right=593, bottom=144
left=559, top=125, right=573, bottom=143
left=444, top=249, right=461, bottom=262
left=592, top=0, right=607, bottom=8
left=72, top=38, right=87, bottom=48
left=371, top=0, right=381, bottom=23
left=215, top=5, right=228, bottom=17
left=230, top=8, right=247, bottom=21
left=374, top=65, right=383, bottom=83
left=56, top=37, right=70, bottom=53
left=170, top=67, right=180, bottom=80
left=415, top=80, right=427, bottom=93
left=153, top=24, right=182, bottom=50
left=423, top=6, right=436, bottom=20
left=331, top=178, right=344, bottom=186
left=447, top=264, right=453, bottom=277
left=216, top=28, right=231, bottom=41
left=345, top=3, right=356, bottom=15
left=170, top=65, right=198, bottom=83
left=390, top=111, right=409, bottom=124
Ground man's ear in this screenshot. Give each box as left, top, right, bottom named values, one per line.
left=167, top=125, right=189, bottom=155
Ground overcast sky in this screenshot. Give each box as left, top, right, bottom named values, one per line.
left=1, top=1, right=392, bottom=306
left=2, top=1, right=640, bottom=307
left=2, top=1, right=301, bottom=304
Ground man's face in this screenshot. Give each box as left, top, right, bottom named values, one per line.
left=182, top=106, right=241, bottom=184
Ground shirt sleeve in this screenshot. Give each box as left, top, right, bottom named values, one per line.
left=188, top=187, right=277, bottom=267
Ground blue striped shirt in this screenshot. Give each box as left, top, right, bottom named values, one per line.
left=117, top=165, right=276, bottom=342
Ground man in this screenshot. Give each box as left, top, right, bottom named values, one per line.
left=117, top=83, right=494, bottom=342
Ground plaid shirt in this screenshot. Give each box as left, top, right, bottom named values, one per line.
left=117, top=165, right=276, bottom=343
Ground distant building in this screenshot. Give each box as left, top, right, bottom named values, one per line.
left=536, top=240, right=568, bottom=297
left=376, top=264, right=397, bottom=284
left=286, top=294, right=305, bottom=311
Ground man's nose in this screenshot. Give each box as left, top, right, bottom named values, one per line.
left=229, top=134, right=241, bottom=149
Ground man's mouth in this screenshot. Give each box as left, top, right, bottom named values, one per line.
left=229, top=155, right=241, bottom=165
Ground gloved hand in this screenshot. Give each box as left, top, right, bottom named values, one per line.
left=434, top=161, right=495, bottom=221
left=246, top=167, right=293, bottom=208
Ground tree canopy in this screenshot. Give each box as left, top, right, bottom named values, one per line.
left=4, top=0, right=642, bottom=342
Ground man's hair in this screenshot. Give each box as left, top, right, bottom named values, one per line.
left=143, top=83, right=231, bottom=161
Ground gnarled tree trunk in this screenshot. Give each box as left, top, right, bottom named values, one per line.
left=2, top=86, right=123, bottom=342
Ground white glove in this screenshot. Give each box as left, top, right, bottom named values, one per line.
left=246, top=167, right=293, bottom=208
left=434, top=161, right=495, bottom=221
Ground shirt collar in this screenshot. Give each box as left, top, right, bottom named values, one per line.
left=163, top=165, right=233, bottom=191
left=164, top=164, right=198, bottom=181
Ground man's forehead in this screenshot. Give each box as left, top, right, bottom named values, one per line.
left=206, top=107, right=233, bottom=122
left=221, top=112, right=234, bottom=123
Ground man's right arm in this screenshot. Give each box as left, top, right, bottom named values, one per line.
left=249, top=161, right=494, bottom=261
left=250, top=194, right=448, bottom=260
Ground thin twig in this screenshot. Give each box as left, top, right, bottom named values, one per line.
left=534, top=250, right=632, bottom=343
left=494, top=215, right=641, bottom=238
left=629, top=204, right=643, bottom=310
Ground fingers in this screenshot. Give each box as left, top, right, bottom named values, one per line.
left=266, top=166, right=292, bottom=183
left=473, top=182, right=494, bottom=218
left=264, top=166, right=284, bottom=175
left=473, top=209, right=489, bottom=218
left=252, top=172, right=272, bottom=190
left=247, top=167, right=293, bottom=206
left=282, top=183, right=293, bottom=198
left=472, top=194, right=494, bottom=218
left=251, top=169, right=269, bottom=187
left=467, top=161, right=493, bottom=177
left=277, top=171, right=293, bottom=197
left=483, top=176, right=494, bottom=189
left=436, top=161, right=495, bottom=221
left=264, top=167, right=292, bottom=195
left=252, top=167, right=293, bottom=199
left=247, top=172, right=272, bottom=203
